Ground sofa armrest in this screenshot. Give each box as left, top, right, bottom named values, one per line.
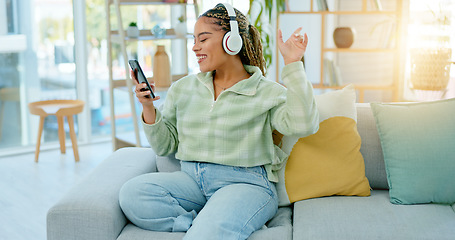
left=47, top=147, right=157, bottom=240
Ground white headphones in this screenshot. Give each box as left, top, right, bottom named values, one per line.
left=221, top=3, right=243, bottom=55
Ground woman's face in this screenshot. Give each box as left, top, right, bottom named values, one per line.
left=192, top=17, right=229, bottom=72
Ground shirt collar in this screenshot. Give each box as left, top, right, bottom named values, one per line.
left=196, top=65, right=263, bottom=96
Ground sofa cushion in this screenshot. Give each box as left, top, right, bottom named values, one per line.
left=356, top=103, right=388, bottom=190
left=293, top=190, right=455, bottom=240
left=371, top=99, right=455, bottom=205
left=276, top=85, right=370, bottom=206
left=117, top=224, right=184, bottom=240
left=117, top=207, right=292, bottom=240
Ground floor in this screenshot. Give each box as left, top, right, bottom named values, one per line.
left=0, top=141, right=113, bottom=240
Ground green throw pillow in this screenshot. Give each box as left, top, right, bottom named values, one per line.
left=370, top=99, right=455, bottom=205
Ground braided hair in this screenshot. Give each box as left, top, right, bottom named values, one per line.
left=201, top=4, right=266, bottom=76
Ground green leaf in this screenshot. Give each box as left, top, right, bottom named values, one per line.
left=248, top=0, right=277, bottom=70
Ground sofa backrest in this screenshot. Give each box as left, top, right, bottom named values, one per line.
left=356, top=103, right=389, bottom=190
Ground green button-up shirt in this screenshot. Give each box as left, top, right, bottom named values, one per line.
left=143, top=61, right=319, bottom=182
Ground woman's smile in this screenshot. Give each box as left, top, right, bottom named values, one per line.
left=196, top=54, right=207, bottom=64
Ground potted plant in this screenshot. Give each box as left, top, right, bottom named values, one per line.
left=174, top=15, right=187, bottom=37
left=127, top=22, right=139, bottom=38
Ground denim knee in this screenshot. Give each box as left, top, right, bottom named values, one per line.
left=184, top=183, right=278, bottom=240
left=118, top=176, right=149, bottom=220
left=119, top=172, right=204, bottom=232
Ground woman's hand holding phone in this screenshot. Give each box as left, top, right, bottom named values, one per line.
left=130, top=69, right=160, bottom=124
left=131, top=69, right=160, bottom=106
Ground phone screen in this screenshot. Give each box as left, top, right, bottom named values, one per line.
left=128, top=59, right=156, bottom=98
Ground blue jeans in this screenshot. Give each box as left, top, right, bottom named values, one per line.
left=119, top=161, right=278, bottom=240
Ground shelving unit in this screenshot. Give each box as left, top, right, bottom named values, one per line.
left=105, top=0, right=198, bottom=150
left=276, top=0, right=403, bottom=102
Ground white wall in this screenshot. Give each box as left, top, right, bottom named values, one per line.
left=275, top=0, right=330, bottom=84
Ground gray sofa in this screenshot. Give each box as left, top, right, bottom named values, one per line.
left=47, top=103, right=455, bottom=240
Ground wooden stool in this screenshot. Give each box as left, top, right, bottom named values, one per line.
left=28, top=100, right=85, bottom=162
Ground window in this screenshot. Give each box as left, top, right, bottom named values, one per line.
left=0, top=0, right=200, bottom=155
left=404, top=0, right=454, bottom=101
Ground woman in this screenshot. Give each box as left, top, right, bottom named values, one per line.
left=119, top=3, right=319, bottom=239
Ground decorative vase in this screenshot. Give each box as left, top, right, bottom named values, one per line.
left=127, top=26, right=139, bottom=38
left=333, top=27, right=355, bottom=48
left=153, top=45, right=171, bottom=88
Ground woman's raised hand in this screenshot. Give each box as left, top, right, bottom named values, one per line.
left=277, top=27, right=308, bottom=65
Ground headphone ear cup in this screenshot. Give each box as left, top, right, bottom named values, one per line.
left=223, top=31, right=242, bottom=55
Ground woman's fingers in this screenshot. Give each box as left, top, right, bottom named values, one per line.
left=134, top=83, right=160, bottom=102
left=130, top=69, right=139, bottom=84
left=129, top=70, right=160, bottom=104
left=277, top=29, right=284, bottom=46
left=278, top=27, right=309, bottom=65
left=292, top=27, right=303, bottom=36
left=296, top=33, right=308, bottom=47
left=135, top=83, right=150, bottom=95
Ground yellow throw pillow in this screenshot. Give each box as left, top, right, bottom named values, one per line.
left=276, top=85, right=371, bottom=206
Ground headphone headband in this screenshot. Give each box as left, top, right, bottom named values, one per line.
left=222, top=3, right=236, bottom=17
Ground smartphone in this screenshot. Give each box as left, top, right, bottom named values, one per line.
left=128, top=59, right=155, bottom=98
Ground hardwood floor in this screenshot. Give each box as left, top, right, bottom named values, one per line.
left=0, top=141, right=113, bottom=240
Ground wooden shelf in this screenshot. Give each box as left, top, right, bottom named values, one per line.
left=110, top=0, right=194, bottom=6
left=277, top=0, right=403, bottom=103
left=312, top=84, right=396, bottom=103
left=313, top=84, right=395, bottom=90
left=110, top=30, right=193, bottom=43
left=115, top=85, right=170, bottom=93
left=106, top=0, right=198, bottom=150
left=281, top=10, right=397, bottom=15
left=112, top=74, right=185, bottom=90
left=123, top=34, right=193, bottom=41
left=112, top=79, right=127, bottom=89
left=312, top=84, right=344, bottom=89
left=115, top=131, right=150, bottom=148
left=323, top=48, right=396, bottom=53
